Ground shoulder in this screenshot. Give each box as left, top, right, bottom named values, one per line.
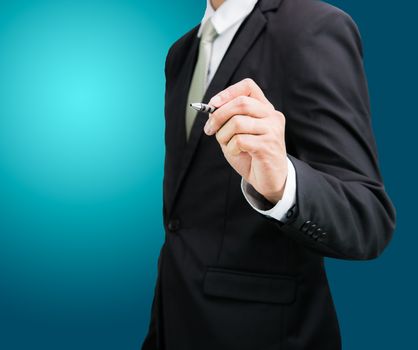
left=165, top=25, right=200, bottom=75
left=278, top=0, right=357, bottom=27
left=271, top=0, right=361, bottom=48
left=268, top=0, right=361, bottom=53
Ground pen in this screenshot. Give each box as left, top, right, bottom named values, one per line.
left=190, top=103, right=217, bottom=114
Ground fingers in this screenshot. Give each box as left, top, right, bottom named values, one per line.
left=204, top=95, right=272, bottom=135
left=215, top=114, right=267, bottom=146
left=225, top=134, right=260, bottom=156
left=209, top=78, right=273, bottom=109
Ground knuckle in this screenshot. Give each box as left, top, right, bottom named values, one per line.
left=210, top=117, right=219, bottom=130
left=215, top=92, right=225, bottom=104
left=215, top=130, right=223, bottom=143
left=249, top=117, right=257, bottom=131
left=216, top=93, right=225, bottom=102
left=230, top=116, right=239, bottom=130
left=275, top=111, right=285, bottom=123
left=236, top=96, right=249, bottom=109
left=236, top=135, right=251, bottom=151
left=222, top=89, right=233, bottom=101
left=271, top=111, right=285, bottom=130
left=234, top=135, right=244, bottom=148
left=235, top=115, right=248, bottom=132
left=243, top=78, right=255, bottom=88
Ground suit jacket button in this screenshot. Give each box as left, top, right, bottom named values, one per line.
left=307, top=224, right=317, bottom=236
left=300, top=220, right=311, bottom=232
left=312, top=227, right=322, bottom=239
left=286, top=204, right=297, bottom=219
left=168, top=219, right=181, bottom=232
left=317, top=232, right=327, bottom=242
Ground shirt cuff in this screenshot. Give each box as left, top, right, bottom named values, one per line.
left=241, top=157, right=297, bottom=222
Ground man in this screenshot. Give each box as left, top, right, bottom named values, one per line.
left=142, top=0, right=396, bottom=349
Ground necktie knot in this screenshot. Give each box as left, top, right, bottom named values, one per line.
left=200, top=19, right=218, bottom=43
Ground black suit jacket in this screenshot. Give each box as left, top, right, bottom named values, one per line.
left=142, top=0, right=396, bottom=349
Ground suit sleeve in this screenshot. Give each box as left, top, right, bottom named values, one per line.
left=272, top=10, right=396, bottom=260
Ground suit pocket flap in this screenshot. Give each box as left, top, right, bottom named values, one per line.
left=203, top=267, right=297, bottom=304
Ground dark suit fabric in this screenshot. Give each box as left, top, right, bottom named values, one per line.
left=141, top=0, right=396, bottom=349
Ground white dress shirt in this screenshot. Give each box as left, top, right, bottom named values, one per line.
left=198, top=0, right=296, bottom=222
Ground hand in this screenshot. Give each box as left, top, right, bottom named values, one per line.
left=204, top=78, right=288, bottom=204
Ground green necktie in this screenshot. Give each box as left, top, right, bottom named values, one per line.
left=185, top=19, right=218, bottom=140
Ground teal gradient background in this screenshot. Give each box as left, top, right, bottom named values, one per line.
left=0, top=1, right=415, bottom=349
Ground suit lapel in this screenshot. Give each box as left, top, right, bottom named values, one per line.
left=164, top=29, right=199, bottom=214
left=169, top=32, right=199, bottom=162
left=167, top=5, right=269, bottom=216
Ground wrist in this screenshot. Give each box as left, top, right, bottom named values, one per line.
left=262, top=177, right=287, bottom=205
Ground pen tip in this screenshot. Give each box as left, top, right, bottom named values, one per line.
left=190, top=103, right=201, bottom=110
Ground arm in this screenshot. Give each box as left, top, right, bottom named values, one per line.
left=204, top=11, right=396, bottom=260
left=274, top=11, right=396, bottom=259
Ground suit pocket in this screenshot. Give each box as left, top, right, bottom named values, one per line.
left=203, top=267, right=297, bottom=304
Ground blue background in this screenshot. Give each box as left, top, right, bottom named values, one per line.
left=0, top=0, right=415, bottom=349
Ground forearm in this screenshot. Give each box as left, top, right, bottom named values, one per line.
left=274, top=155, right=395, bottom=259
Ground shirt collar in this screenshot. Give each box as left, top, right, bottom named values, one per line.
left=197, top=0, right=259, bottom=37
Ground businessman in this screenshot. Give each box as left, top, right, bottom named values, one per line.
left=142, top=0, right=396, bottom=349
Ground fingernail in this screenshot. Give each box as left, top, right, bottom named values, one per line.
left=204, top=121, right=213, bottom=135
left=210, top=95, right=221, bottom=106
